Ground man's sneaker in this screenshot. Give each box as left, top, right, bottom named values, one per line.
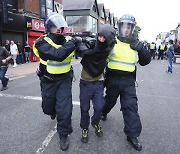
left=50, top=114, right=56, bottom=120
left=101, top=114, right=107, bottom=121
left=60, top=134, right=69, bottom=151
left=81, top=129, right=89, bottom=143
left=92, top=124, right=103, bottom=137
left=1, top=86, right=8, bottom=91
left=13, top=64, right=17, bottom=68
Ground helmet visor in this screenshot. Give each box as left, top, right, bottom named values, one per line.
left=119, top=23, right=134, bottom=37
left=46, top=14, right=68, bottom=29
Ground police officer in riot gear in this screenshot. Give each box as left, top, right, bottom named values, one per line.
left=101, top=14, right=151, bottom=151
left=33, top=12, right=81, bottom=151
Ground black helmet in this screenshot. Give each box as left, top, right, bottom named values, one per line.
left=118, top=14, right=136, bottom=40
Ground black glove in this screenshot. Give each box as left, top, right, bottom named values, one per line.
left=83, top=37, right=96, bottom=49
left=130, top=38, right=144, bottom=52
left=71, top=36, right=82, bottom=46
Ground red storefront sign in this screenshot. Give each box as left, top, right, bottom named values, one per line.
left=32, top=19, right=45, bottom=32
left=63, top=27, right=73, bottom=34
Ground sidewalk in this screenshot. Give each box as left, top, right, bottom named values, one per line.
left=6, top=58, right=81, bottom=79
left=7, top=62, right=38, bottom=77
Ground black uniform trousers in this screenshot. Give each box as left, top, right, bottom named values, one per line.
left=102, top=76, right=142, bottom=137
left=40, top=73, right=73, bottom=135
left=158, top=50, right=164, bottom=60
left=150, top=49, right=156, bottom=59
left=80, top=79, right=105, bottom=129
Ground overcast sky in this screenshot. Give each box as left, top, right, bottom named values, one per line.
left=97, top=0, right=180, bottom=42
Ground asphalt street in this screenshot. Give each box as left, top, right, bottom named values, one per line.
left=0, top=59, right=180, bottom=154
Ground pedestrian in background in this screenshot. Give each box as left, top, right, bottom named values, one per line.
left=79, top=24, right=116, bottom=143
left=10, top=40, right=18, bottom=67
left=5, top=40, right=10, bottom=52
left=24, top=41, right=30, bottom=63
left=166, top=40, right=174, bottom=73
left=0, top=45, right=12, bottom=91
left=101, top=14, right=151, bottom=151
left=17, top=41, right=24, bottom=64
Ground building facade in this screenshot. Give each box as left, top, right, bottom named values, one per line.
left=0, top=0, right=63, bottom=61
left=63, top=0, right=99, bottom=35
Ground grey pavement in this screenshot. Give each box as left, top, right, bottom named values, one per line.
left=0, top=58, right=180, bottom=154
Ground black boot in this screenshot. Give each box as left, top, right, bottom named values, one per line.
left=127, top=136, right=142, bottom=151
left=50, top=114, right=56, bottom=120
left=60, top=134, right=69, bottom=151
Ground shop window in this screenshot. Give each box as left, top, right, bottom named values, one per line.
left=66, top=16, right=97, bottom=34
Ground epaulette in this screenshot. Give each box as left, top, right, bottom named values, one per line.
left=35, top=36, right=45, bottom=44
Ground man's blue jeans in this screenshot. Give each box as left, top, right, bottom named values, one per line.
left=167, top=57, right=173, bottom=73
left=0, top=67, right=8, bottom=87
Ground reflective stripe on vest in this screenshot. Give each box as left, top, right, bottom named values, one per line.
left=150, top=44, right=155, bottom=50
left=160, top=44, right=165, bottom=50
left=43, top=36, right=74, bottom=74
left=107, top=39, right=138, bottom=72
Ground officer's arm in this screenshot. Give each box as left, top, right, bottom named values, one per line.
left=35, top=39, right=76, bottom=61
left=138, top=47, right=151, bottom=66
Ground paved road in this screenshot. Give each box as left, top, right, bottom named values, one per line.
left=0, top=59, right=180, bottom=154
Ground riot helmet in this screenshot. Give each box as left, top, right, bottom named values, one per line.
left=44, top=12, right=68, bottom=33
left=118, top=14, right=136, bottom=39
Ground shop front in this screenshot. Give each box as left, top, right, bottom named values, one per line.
left=26, top=18, right=45, bottom=62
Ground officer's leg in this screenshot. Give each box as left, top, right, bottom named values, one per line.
left=79, top=80, right=92, bottom=129
left=157, top=51, right=160, bottom=60
left=153, top=51, right=155, bottom=59
left=161, top=51, right=164, bottom=60
left=40, top=77, right=56, bottom=115
left=56, top=75, right=73, bottom=135
left=102, top=78, right=120, bottom=116
left=91, top=81, right=105, bottom=125
left=120, top=82, right=142, bottom=137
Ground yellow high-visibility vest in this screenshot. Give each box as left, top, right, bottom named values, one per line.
left=107, top=39, right=138, bottom=72
left=33, top=35, right=74, bottom=74
left=150, top=44, right=155, bottom=50
left=33, top=34, right=47, bottom=65
left=160, top=44, right=165, bottom=50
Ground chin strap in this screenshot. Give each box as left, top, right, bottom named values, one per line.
left=117, top=36, right=132, bottom=44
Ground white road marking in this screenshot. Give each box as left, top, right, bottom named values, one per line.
left=36, top=125, right=57, bottom=154
left=138, top=93, right=180, bottom=100
left=9, top=75, right=26, bottom=81
left=0, top=93, right=80, bottom=105
left=0, top=92, right=80, bottom=153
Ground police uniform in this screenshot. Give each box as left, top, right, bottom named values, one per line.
left=102, top=14, right=151, bottom=151
left=158, top=44, right=167, bottom=60
left=150, top=43, right=156, bottom=59
left=102, top=37, right=151, bottom=137
left=33, top=34, right=76, bottom=136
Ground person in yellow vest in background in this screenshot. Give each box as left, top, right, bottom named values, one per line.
left=150, top=42, right=156, bottom=59
left=33, top=12, right=82, bottom=151
left=158, top=42, right=167, bottom=60
left=101, top=14, right=151, bottom=151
